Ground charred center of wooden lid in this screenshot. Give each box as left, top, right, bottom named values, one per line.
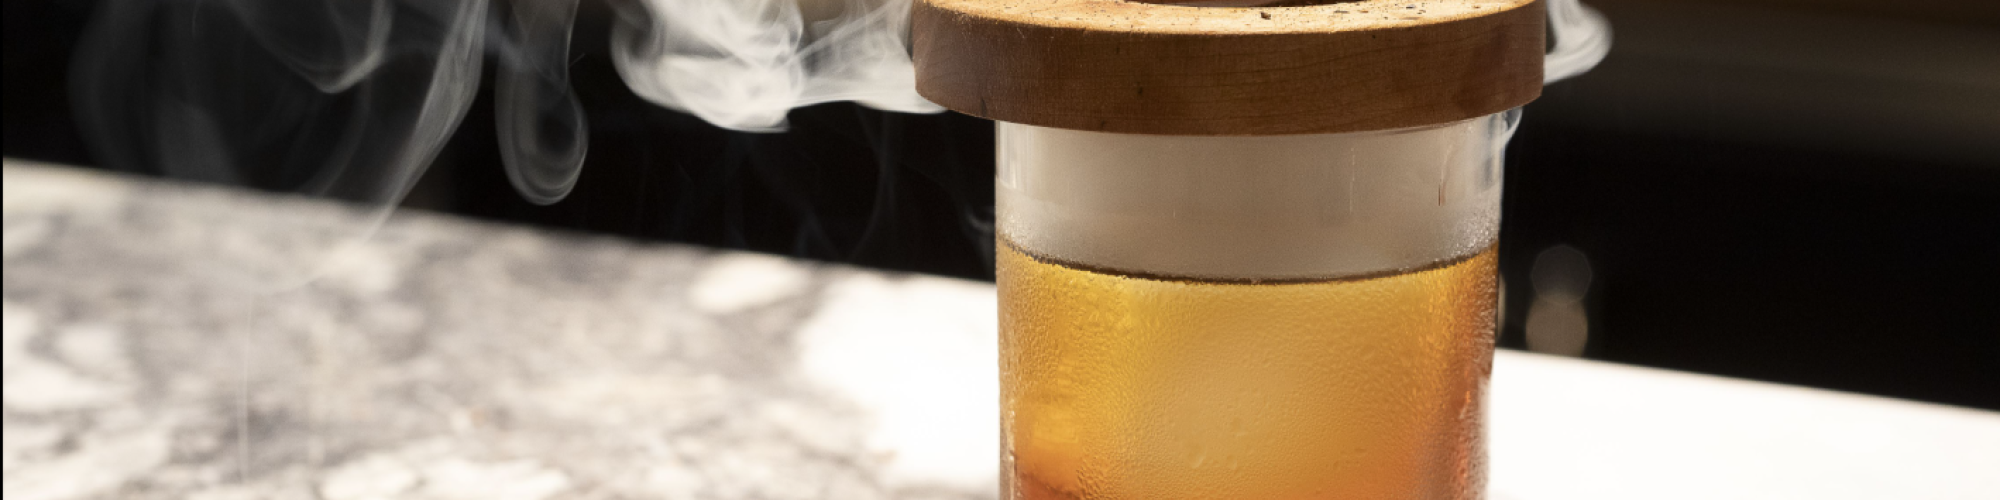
left=912, top=0, right=1546, bottom=135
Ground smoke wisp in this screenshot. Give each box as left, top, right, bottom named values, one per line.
left=610, top=0, right=943, bottom=132
left=494, top=0, right=589, bottom=205
left=73, top=0, right=493, bottom=205
left=1545, top=0, right=1612, bottom=84
left=70, top=0, right=1598, bottom=205
left=72, top=0, right=944, bottom=206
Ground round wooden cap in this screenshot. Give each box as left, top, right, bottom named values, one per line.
left=912, top=0, right=1546, bottom=135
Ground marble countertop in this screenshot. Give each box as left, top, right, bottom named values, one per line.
left=5, top=161, right=1998, bottom=500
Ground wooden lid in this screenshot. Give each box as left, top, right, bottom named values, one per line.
left=912, top=0, right=1546, bottom=135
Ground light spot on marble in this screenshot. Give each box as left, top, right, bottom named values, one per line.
left=796, top=273, right=1000, bottom=491
left=54, top=323, right=131, bottom=380
left=418, top=458, right=571, bottom=500
left=319, top=452, right=421, bottom=500
left=320, top=439, right=464, bottom=500
left=646, top=461, right=706, bottom=497
left=314, top=241, right=405, bottom=295
left=1, top=421, right=171, bottom=500
left=689, top=252, right=813, bottom=314
left=187, top=486, right=317, bottom=500
left=1, top=164, right=131, bottom=218
left=2, top=358, right=130, bottom=413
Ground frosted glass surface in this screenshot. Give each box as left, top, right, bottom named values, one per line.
left=997, top=111, right=1517, bottom=279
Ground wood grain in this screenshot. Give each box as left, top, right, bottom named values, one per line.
left=913, top=0, right=1547, bottom=135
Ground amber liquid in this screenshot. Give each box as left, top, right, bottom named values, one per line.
left=998, top=239, right=1498, bottom=500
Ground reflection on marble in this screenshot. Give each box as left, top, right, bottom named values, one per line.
left=2, top=163, right=997, bottom=499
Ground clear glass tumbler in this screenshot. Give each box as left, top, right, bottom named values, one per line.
left=996, top=109, right=1521, bottom=500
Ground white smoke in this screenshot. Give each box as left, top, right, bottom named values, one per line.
left=72, top=0, right=940, bottom=204
left=610, top=0, right=944, bottom=132
left=494, top=0, right=589, bottom=205
left=222, top=0, right=392, bottom=94
left=72, top=0, right=1601, bottom=204
left=1545, top=0, right=1612, bottom=84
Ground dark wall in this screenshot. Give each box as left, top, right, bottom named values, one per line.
left=1499, top=118, right=2000, bottom=409
left=7, top=0, right=1998, bottom=410
left=3, top=1, right=95, bottom=165
left=1492, top=0, right=2000, bottom=410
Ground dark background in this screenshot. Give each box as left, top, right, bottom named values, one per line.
left=7, top=0, right=1998, bottom=410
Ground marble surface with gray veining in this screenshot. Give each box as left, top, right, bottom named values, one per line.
left=2, top=161, right=1000, bottom=500
left=11, top=161, right=2000, bottom=500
